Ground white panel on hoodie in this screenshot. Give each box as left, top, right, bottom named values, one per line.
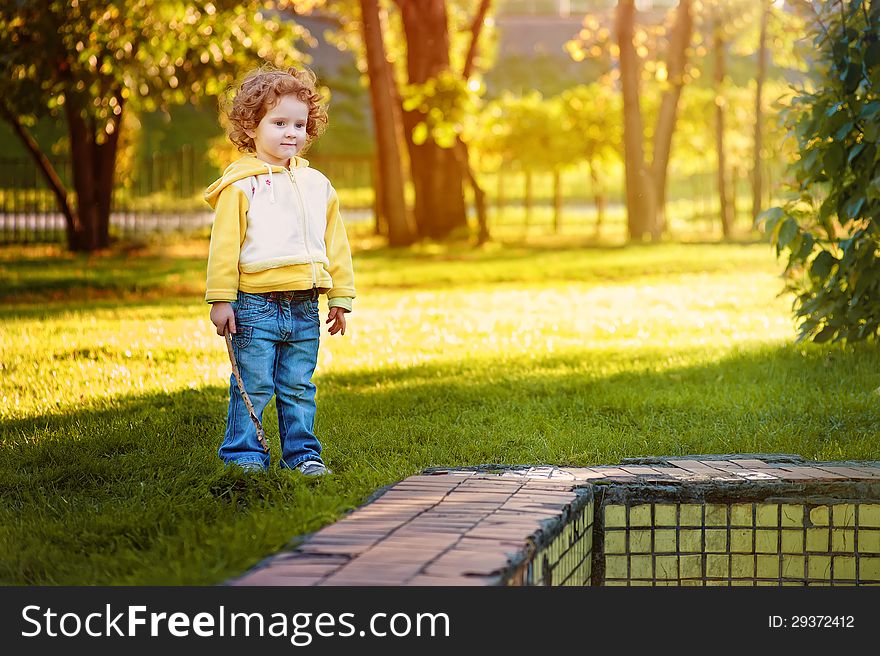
left=235, top=169, right=331, bottom=274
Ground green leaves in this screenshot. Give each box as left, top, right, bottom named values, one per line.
left=823, top=142, right=845, bottom=176
left=400, top=71, right=478, bottom=150
left=762, top=0, right=880, bottom=344
left=776, top=216, right=800, bottom=252
left=0, top=1, right=310, bottom=133
left=810, top=250, right=837, bottom=280
left=471, top=83, right=621, bottom=173
left=756, top=206, right=784, bottom=231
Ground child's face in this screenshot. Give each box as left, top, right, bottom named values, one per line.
left=247, top=94, right=309, bottom=166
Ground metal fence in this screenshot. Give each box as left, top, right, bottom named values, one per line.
left=0, top=149, right=377, bottom=244
left=1, top=147, right=785, bottom=245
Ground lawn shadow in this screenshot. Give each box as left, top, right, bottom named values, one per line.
left=1, top=339, right=877, bottom=584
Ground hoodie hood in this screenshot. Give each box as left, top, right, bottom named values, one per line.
left=204, top=154, right=310, bottom=209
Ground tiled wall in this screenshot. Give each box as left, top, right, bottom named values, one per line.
left=526, top=496, right=594, bottom=586
left=600, top=501, right=880, bottom=586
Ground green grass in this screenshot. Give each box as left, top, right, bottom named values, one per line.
left=1, top=235, right=879, bottom=585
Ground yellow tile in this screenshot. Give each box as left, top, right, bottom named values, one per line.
left=756, top=581, right=778, bottom=587
left=833, top=504, right=856, bottom=528
left=629, top=529, right=651, bottom=553
left=730, top=503, right=753, bottom=527
left=629, top=504, right=652, bottom=527
left=757, top=555, right=779, bottom=578
left=756, top=530, right=779, bottom=554
left=808, top=581, right=831, bottom=586
left=679, top=555, right=702, bottom=579
left=654, top=529, right=677, bottom=553
left=654, top=504, right=677, bottom=526
left=731, top=580, right=755, bottom=586
left=604, top=530, right=626, bottom=554
left=731, top=554, right=755, bottom=578
left=630, top=580, right=652, bottom=586
left=782, top=582, right=804, bottom=587
left=705, top=529, right=728, bottom=553
left=781, top=530, right=804, bottom=554
left=806, top=528, right=829, bottom=552
left=782, top=555, right=805, bottom=579
left=680, top=504, right=702, bottom=526
left=834, top=556, right=857, bottom=580
left=605, top=505, right=626, bottom=528
left=809, top=505, right=829, bottom=526
left=832, top=529, right=855, bottom=552
left=860, top=556, right=880, bottom=582
left=730, top=529, right=753, bottom=553
left=860, top=504, right=880, bottom=528
left=859, top=530, right=880, bottom=554
left=705, top=504, right=728, bottom=526
left=531, top=561, right=543, bottom=581
left=808, top=555, right=832, bottom=579
left=605, top=555, right=627, bottom=579
left=706, top=554, right=729, bottom=578
left=679, top=529, right=702, bottom=553
left=781, top=504, right=804, bottom=528
left=756, top=504, right=779, bottom=527
left=656, top=556, right=678, bottom=580
left=605, top=580, right=627, bottom=586
left=653, top=580, right=677, bottom=586
left=680, top=578, right=704, bottom=586
left=630, top=555, right=652, bottom=579
left=706, top=580, right=728, bottom=586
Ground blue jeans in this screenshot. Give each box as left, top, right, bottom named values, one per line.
left=220, top=291, right=323, bottom=470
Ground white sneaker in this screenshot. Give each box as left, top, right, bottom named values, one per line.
left=297, top=460, right=332, bottom=476
left=232, top=461, right=264, bottom=474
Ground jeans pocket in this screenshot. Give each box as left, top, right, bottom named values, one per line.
left=299, top=298, right=319, bottom=324
left=232, top=325, right=253, bottom=349
left=236, top=296, right=275, bottom=323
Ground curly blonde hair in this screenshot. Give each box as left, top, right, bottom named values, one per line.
left=222, top=64, right=328, bottom=154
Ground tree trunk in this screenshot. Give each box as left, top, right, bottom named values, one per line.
left=732, top=165, right=740, bottom=225
left=587, top=160, right=606, bottom=239
left=371, top=153, right=386, bottom=236
left=524, top=170, right=533, bottom=232
left=616, top=0, right=656, bottom=242
left=456, top=139, right=490, bottom=244
left=461, top=0, right=493, bottom=246
left=496, top=168, right=505, bottom=226
left=65, top=97, right=119, bottom=251
left=360, top=0, right=415, bottom=246
left=650, top=0, right=693, bottom=238
left=714, top=22, right=734, bottom=239
left=395, top=0, right=468, bottom=240
left=553, top=167, right=562, bottom=233
left=751, top=0, right=770, bottom=223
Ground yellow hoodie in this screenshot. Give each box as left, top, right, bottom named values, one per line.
left=204, top=155, right=355, bottom=311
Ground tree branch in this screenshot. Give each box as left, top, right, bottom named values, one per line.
left=0, top=100, right=73, bottom=224
left=463, top=0, right=492, bottom=79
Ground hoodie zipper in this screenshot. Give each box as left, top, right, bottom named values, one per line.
left=288, top=167, right=318, bottom=289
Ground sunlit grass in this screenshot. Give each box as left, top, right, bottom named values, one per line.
left=1, top=236, right=878, bottom=584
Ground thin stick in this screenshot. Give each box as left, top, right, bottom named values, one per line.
left=224, top=332, right=268, bottom=452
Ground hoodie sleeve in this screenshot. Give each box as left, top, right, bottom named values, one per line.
left=324, top=184, right=356, bottom=309
left=205, top=185, right=248, bottom=303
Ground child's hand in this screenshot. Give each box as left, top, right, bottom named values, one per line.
left=326, top=306, right=348, bottom=336
left=210, top=302, right=237, bottom=336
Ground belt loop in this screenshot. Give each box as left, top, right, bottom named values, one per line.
left=310, top=286, right=318, bottom=302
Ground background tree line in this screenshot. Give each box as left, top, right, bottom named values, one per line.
left=0, top=0, right=806, bottom=251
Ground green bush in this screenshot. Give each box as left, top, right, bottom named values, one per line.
left=759, top=0, right=880, bottom=343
